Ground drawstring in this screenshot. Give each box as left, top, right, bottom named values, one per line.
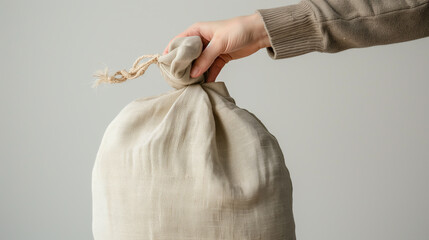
left=92, top=54, right=160, bottom=88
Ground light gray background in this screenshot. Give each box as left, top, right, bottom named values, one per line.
left=1, top=0, right=428, bottom=239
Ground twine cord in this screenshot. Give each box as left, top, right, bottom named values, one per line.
left=92, top=54, right=161, bottom=88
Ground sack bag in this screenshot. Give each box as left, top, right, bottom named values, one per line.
left=92, top=36, right=296, bottom=240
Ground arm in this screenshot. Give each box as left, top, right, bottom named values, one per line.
left=256, top=0, right=429, bottom=59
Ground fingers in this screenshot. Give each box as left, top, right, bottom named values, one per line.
left=163, top=23, right=209, bottom=55
left=190, top=37, right=224, bottom=78
left=206, top=54, right=231, bottom=82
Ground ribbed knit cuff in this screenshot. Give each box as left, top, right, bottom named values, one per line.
left=255, top=1, right=324, bottom=60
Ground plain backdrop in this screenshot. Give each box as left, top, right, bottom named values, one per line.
left=1, top=0, right=428, bottom=239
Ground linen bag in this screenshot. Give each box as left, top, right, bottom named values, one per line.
left=92, top=36, right=296, bottom=240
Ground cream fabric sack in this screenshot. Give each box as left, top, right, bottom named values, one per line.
left=92, top=36, right=296, bottom=240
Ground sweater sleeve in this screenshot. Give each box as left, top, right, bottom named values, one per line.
left=256, top=0, right=429, bottom=60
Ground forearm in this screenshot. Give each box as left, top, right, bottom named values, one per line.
left=256, top=0, right=429, bottom=59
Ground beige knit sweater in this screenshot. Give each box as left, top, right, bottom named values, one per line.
left=256, top=0, right=429, bottom=59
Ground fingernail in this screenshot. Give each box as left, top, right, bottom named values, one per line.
left=190, top=66, right=199, bottom=78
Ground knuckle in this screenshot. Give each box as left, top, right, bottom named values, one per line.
left=190, top=22, right=201, bottom=29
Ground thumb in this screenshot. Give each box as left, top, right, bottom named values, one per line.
left=190, top=39, right=223, bottom=78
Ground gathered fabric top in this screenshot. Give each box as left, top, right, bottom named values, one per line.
left=93, top=36, right=206, bottom=90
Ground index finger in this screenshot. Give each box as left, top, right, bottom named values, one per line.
left=162, top=24, right=210, bottom=55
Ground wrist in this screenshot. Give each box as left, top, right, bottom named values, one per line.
left=248, top=12, right=271, bottom=49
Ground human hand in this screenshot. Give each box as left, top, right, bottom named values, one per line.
left=163, top=12, right=271, bottom=83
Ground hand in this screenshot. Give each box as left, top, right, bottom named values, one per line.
left=163, top=12, right=271, bottom=83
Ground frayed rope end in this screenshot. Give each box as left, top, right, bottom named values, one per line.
left=92, top=67, right=111, bottom=88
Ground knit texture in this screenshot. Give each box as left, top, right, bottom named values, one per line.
left=256, top=1, right=323, bottom=59
left=256, top=0, right=429, bottom=59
